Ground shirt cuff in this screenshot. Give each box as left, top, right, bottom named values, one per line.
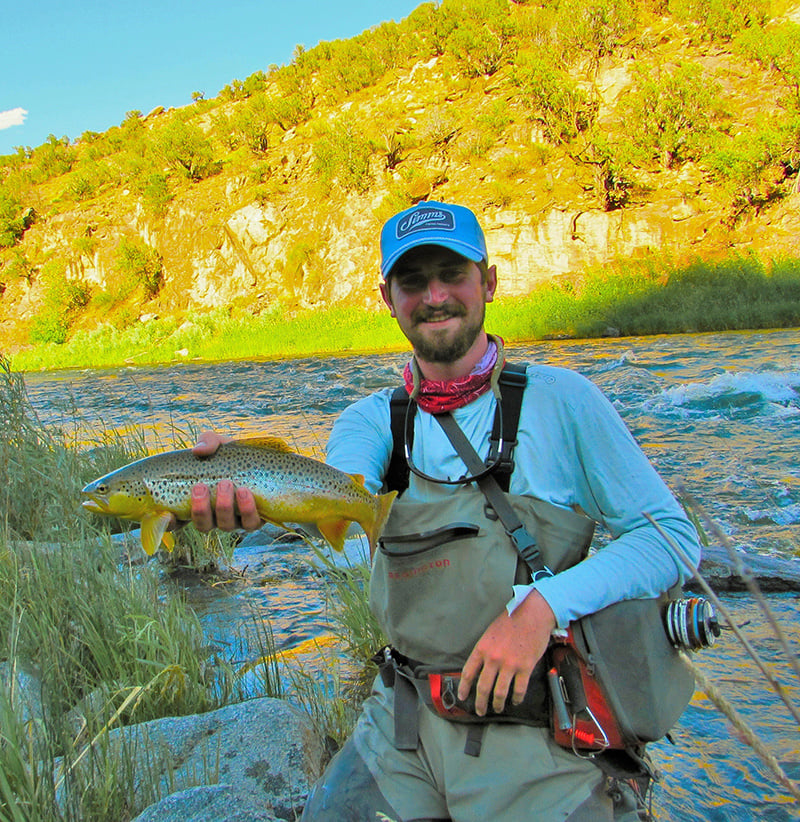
left=506, top=583, right=537, bottom=615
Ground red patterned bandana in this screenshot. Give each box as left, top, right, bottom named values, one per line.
left=404, top=337, right=504, bottom=414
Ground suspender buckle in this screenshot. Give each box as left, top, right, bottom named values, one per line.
left=507, top=524, right=553, bottom=578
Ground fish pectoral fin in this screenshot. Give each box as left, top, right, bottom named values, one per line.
left=317, top=517, right=351, bottom=553
left=231, top=436, right=294, bottom=453
left=141, top=511, right=175, bottom=555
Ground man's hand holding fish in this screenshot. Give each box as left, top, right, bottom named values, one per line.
left=189, top=431, right=262, bottom=534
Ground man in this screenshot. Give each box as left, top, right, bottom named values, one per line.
left=193, top=201, right=700, bottom=821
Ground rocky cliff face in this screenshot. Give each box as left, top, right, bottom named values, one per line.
left=2, top=8, right=799, bottom=348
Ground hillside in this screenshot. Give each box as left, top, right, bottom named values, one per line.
left=2, top=0, right=800, bottom=355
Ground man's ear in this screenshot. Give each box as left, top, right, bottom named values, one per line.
left=380, top=280, right=397, bottom=317
left=484, top=264, right=498, bottom=303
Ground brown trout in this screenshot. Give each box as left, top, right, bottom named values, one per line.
left=81, top=437, right=396, bottom=556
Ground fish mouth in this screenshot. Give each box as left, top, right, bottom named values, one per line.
left=81, top=496, right=109, bottom=514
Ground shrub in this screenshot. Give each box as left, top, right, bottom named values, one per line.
left=555, top=0, right=640, bottom=61
left=63, top=156, right=113, bottom=202
left=154, top=116, right=215, bottom=181
left=229, top=96, right=273, bottom=154
left=0, top=184, right=26, bottom=247
left=29, top=259, right=91, bottom=344
left=31, top=134, right=75, bottom=182
left=2, top=250, right=32, bottom=283
left=668, top=0, right=769, bottom=41
left=583, top=133, right=637, bottom=210
left=115, top=237, right=163, bottom=298
left=445, top=0, right=519, bottom=77
left=736, top=22, right=800, bottom=104
left=625, top=60, right=721, bottom=167
left=511, top=53, right=597, bottom=142
left=703, top=117, right=794, bottom=214
left=141, top=171, right=172, bottom=217
left=312, top=116, right=374, bottom=192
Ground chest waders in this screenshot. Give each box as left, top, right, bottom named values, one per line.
left=370, top=364, right=596, bottom=757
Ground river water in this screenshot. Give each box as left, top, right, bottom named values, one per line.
left=22, top=328, right=800, bottom=820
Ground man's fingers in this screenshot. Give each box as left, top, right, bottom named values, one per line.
left=190, top=480, right=261, bottom=534
left=192, top=430, right=232, bottom=457
left=213, top=480, right=238, bottom=531
left=191, top=483, right=214, bottom=532
left=511, top=671, right=531, bottom=706
left=236, top=486, right=262, bottom=531
left=457, top=654, right=481, bottom=702
left=490, top=670, right=515, bottom=715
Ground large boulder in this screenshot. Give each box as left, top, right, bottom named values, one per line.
left=124, top=697, right=325, bottom=821
left=133, top=785, right=280, bottom=821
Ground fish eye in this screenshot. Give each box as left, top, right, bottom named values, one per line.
left=96, top=483, right=108, bottom=494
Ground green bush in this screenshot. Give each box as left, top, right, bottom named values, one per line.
left=29, top=260, right=91, bottom=345
left=31, top=134, right=75, bottom=182
left=0, top=184, right=26, bottom=247
left=511, top=52, right=597, bottom=142
left=314, top=36, right=387, bottom=103
left=444, top=0, right=519, bottom=77
left=584, top=132, right=637, bottom=210
left=141, top=171, right=172, bottom=217
left=154, top=116, right=215, bottom=181
left=736, top=22, right=800, bottom=104
left=555, top=0, right=640, bottom=61
left=668, top=0, right=768, bottom=40
left=704, top=118, right=791, bottom=212
left=625, top=60, right=721, bottom=167
left=63, top=156, right=113, bottom=202
left=312, top=116, right=374, bottom=192
left=115, top=237, right=163, bottom=298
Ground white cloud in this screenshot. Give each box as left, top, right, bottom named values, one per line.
left=0, top=107, right=28, bottom=131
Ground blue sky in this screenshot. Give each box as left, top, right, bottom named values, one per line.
left=0, top=0, right=422, bottom=156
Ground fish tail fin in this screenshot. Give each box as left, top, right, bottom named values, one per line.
left=366, top=491, right=398, bottom=560
left=317, top=517, right=351, bottom=553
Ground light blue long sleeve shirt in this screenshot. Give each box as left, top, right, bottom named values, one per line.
left=326, top=363, right=700, bottom=628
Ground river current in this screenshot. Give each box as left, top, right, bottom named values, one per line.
left=22, top=328, right=800, bottom=820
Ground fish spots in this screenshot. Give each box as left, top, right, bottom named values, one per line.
left=82, top=441, right=394, bottom=555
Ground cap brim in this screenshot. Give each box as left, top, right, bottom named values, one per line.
left=381, top=237, right=485, bottom=278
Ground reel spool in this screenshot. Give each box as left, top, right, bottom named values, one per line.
left=665, top=597, right=720, bottom=651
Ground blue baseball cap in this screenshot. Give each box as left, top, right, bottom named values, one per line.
left=380, top=201, right=488, bottom=279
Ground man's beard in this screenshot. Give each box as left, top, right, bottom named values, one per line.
left=404, top=304, right=485, bottom=364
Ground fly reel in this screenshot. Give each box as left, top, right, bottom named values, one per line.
left=665, top=597, right=720, bottom=651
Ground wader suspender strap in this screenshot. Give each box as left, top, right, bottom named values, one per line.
left=434, top=413, right=553, bottom=582
left=385, top=363, right=528, bottom=495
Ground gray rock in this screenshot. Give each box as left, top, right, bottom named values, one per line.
left=118, top=697, right=324, bottom=821
left=133, top=784, right=279, bottom=821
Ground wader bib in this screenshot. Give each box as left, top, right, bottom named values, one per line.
left=373, top=491, right=594, bottom=668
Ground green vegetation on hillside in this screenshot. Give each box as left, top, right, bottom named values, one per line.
left=2, top=0, right=800, bottom=363
left=10, top=252, right=800, bottom=372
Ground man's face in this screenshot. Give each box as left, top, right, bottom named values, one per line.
left=380, top=245, right=497, bottom=364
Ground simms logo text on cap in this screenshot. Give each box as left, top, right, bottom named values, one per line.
left=396, top=207, right=455, bottom=239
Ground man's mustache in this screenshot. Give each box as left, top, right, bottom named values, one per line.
left=413, top=305, right=466, bottom=323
